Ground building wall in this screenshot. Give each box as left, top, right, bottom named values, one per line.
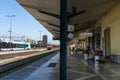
left=96, top=2, right=120, bottom=63
left=43, top=35, right=47, bottom=47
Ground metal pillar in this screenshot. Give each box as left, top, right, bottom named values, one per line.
left=60, top=0, right=67, bottom=80
left=39, top=31, right=42, bottom=48
left=0, top=39, right=1, bottom=51
left=7, top=15, right=15, bottom=50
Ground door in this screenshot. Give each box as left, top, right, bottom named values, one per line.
left=104, top=28, right=111, bottom=56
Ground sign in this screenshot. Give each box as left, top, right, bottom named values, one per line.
left=68, top=33, right=73, bottom=39
left=80, top=32, right=93, bottom=37
left=73, top=38, right=78, bottom=43
left=68, top=25, right=74, bottom=32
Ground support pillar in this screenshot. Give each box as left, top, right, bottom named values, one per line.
left=60, top=0, right=67, bottom=80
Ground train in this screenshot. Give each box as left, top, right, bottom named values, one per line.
left=47, top=45, right=59, bottom=50
left=0, top=38, right=31, bottom=51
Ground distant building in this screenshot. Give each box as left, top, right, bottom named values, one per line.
left=38, top=40, right=43, bottom=48
left=43, top=35, right=47, bottom=47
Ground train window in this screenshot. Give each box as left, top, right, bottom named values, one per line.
left=18, top=44, right=20, bottom=48
left=19, top=44, right=21, bottom=48
left=1, top=43, right=4, bottom=48
left=21, top=44, right=24, bottom=48
left=1, top=43, right=3, bottom=48
left=8, top=43, right=10, bottom=48
left=4, top=43, right=7, bottom=48
left=2, top=42, right=5, bottom=48
left=6, top=43, right=8, bottom=48
left=13, top=44, right=15, bottom=48
left=19, top=44, right=22, bottom=48
left=17, top=44, right=19, bottom=48
left=20, top=44, right=22, bottom=48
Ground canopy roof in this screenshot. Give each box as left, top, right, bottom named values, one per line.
left=17, top=0, right=120, bottom=39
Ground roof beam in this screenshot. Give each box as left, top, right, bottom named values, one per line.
left=46, top=26, right=60, bottom=31
left=38, top=9, right=86, bottom=21
left=52, top=28, right=60, bottom=32
left=38, top=10, right=60, bottom=19
left=20, top=3, right=60, bottom=19
left=68, top=10, right=86, bottom=19
left=37, top=18, right=60, bottom=28
left=75, top=21, right=96, bottom=32
left=47, top=23, right=60, bottom=28
left=37, top=18, right=48, bottom=23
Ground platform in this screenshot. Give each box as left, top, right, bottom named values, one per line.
left=25, top=53, right=120, bottom=80
left=1, top=52, right=120, bottom=80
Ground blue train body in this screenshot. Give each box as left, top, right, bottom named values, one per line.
left=0, top=38, right=31, bottom=51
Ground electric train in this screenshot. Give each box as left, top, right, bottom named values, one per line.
left=0, top=38, right=31, bottom=51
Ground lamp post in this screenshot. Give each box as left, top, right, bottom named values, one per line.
left=7, top=15, right=15, bottom=50
left=0, top=39, right=1, bottom=51
left=39, top=31, right=42, bottom=48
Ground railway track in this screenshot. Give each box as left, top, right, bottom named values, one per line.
left=0, top=49, right=59, bottom=78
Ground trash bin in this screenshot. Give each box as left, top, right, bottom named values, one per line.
left=94, top=51, right=99, bottom=63
left=95, top=55, right=99, bottom=61
left=95, top=55, right=99, bottom=64
left=84, top=54, right=88, bottom=60
left=84, top=50, right=88, bottom=60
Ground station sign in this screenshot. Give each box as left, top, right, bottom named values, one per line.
left=80, top=32, right=93, bottom=37
left=68, top=33, right=74, bottom=39
left=68, top=25, right=74, bottom=32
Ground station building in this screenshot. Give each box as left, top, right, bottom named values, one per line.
left=17, top=0, right=120, bottom=64
left=76, top=2, right=120, bottom=63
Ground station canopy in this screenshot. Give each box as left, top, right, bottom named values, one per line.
left=17, top=0, right=120, bottom=39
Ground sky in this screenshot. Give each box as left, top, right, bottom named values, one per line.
left=0, top=0, right=59, bottom=45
